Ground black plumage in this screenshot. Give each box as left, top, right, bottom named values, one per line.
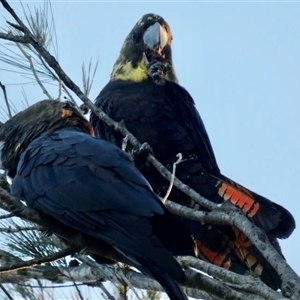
left=90, top=13, right=296, bottom=290
left=0, top=100, right=194, bottom=300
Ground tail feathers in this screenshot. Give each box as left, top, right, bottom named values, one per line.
left=214, top=174, right=295, bottom=239
left=231, top=227, right=282, bottom=290
left=251, top=191, right=295, bottom=239
left=137, top=258, right=188, bottom=300
left=163, top=158, right=295, bottom=239
left=195, top=238, right=249, bottom=275
left=194, top=226, right=282, bottom=290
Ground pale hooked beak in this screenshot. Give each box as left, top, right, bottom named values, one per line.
left=143, top=22, right=168, bottom=62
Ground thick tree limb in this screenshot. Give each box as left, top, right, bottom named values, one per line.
left=0, top=261, right=216, bottom=300
left=184, top=269, right=258, bottom=300
left=65, top=259, right=250, bottom=300
left=178, top=256, right=286, bottom=300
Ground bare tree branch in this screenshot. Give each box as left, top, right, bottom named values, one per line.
left=0, top=246, right=75, bottom=274
left=184, top=269, right=258, bottom=300
left=0, top=284, right=14, bottom=300
left=0, top=225, right=38, bottom=233
left=177, top=256, right=285, bottom=300
left=97, top=282, right=118, bottom=300
left=82, top=57, right=99, bottom=97
left=38, top=54, right=77, bottom=104
left=0, top=32, right=29, bottom=43
left=71, top=277, right=84, bottom=300
left=0, top=213, right=13, bottom=219
left=0, top=81, right=12, bottom=118
left=65, top=258, right=244, bottom=300
left=163, top=153, right=182, bottom=204
left=0, top=246, right=286, bottom=300
left=16, top=43, right=52, bottom=99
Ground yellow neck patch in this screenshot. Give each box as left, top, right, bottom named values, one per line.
left=111, top=60, right=148, bottom=82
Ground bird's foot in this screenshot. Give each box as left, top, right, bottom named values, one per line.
left=79, top=103, right=90, bottom=115
left=131, top=142, right=154, bottom=161
left=147, top=60, right=168, bottom=85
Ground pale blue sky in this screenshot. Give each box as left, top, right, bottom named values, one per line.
left=1, top=0, right=300, bottom=296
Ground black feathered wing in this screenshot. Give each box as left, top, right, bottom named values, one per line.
left=164, top=81, right=220, bottom=172
left=11, top=130, right=189, bottom=299
left=91, top=79, right=220, bottom=172
left=91, top=80, right=295, bottom=238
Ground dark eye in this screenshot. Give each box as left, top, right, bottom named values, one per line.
left=5, top=125, right=14, bottom=133
left=131, top=31, right=138, bottom=42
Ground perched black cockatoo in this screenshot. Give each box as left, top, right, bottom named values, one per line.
left=0, top=100, right=196, bottom=300
left=90, top=13, right=296, bottom=290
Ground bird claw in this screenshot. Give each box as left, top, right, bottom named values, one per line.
left=131, top=142, right=154, bottom=160
left=147, top=60, right=168, bottom=84
left=79, top=104, right=90, bottom=115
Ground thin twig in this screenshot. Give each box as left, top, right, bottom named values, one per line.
left=0, top=81, right=12, bottom=118
left=82, top=57, right=99, bottom=97
left=39, top=54, right=77, bottom=105
left=21, top=87, right=30, bottom=109
left=15, top=283, right=87, bottom=289
left=163, top=152, right=182, bottom=203
left=122, top=134, right=129, bottom=152
left=0, top=213, right=13, bottom=220
left=0, top=246, right=76, bottom=274
left=98, top=282, right=118, bottom=300
left=0, top=226, right=38, bottom=233
left=55, top=79, right=62, bottom=101
left=116, top=264, right=142, bottom=300
left=71, top=278, right=84, bottom=300
left=0, top=284, right=14, bottom=300
left=75, top=255, right=122, bottom=297
left=16, top=43, right=52, bottom=99
left=0, top=32, right=29, bottom=43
